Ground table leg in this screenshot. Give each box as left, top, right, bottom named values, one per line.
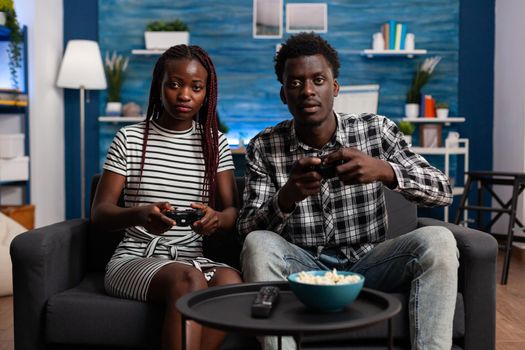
left=294, top=334, right=303, bottom=350
left=278, top=336, right=282, bottom=350
left=181, top=315, right=187, bottom=350
left=388, top=318, right=393, bottom=350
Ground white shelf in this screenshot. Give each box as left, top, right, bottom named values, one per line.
left=98, top=116, right=145, bottom=123
left=131, top=49, right=164, bottom=55
left=452, top=187, right=464, bottom=196
left=411, top=146, right=468, bottom=155
left=402, top=117, right=465, bottom=123
left=361, top=49, right=427, bottom=58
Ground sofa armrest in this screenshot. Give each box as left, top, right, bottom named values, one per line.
left=10, top=219, right=89, bottom=350
left=418, top=217, right=497, bottom=350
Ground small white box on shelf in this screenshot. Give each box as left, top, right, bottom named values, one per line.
left=0, top=134, right=25, bottom=158
left=0, top=156, right=29, bottom=181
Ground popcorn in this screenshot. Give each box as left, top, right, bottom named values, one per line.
left=297, top=269, right=361, bottom=285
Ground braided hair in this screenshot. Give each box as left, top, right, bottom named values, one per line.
left=139, top=45, right=219, bottom=206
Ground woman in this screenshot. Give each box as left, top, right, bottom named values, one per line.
left=91, top=45, right=241, bottom=350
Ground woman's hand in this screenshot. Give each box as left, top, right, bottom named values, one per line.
left=138, top=202, right=176, bottom=235
left=191, top=203, right=221, bottom=236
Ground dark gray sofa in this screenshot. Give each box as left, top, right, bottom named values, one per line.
left=10, top=176, right=497, bottom=349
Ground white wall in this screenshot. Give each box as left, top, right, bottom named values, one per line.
left=16, top=0, right=65, bottom=226
left=493, top=0, right=525, bottom=228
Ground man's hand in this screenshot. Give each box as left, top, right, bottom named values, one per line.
left=278, top=156, right=323, bottom=212
left=139, top=202, right=175, bottom=235
left=324, top=148, right=397, bottom=188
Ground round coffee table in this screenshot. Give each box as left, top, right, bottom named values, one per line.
left=176, top=281, right=401, bottom=350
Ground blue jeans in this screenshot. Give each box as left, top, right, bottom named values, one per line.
left=241, top=227, right=459, bottom=350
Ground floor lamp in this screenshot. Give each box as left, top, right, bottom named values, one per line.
left=57, top=40, right=107, bottom=219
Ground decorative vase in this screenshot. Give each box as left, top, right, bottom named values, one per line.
left=405, top=33, right=415, bottom=51
left=405, top=103, right=419, bottom=119
left=436, top=108, right=449, bottom=119
left=372, top=32, right=384, bottom=51
left=105, top=102, right=122, bottom=116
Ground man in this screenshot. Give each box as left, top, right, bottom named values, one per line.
left=237, top=32, right=458, bottom=350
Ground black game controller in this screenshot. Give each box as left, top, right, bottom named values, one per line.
left=164, top=209, right=205, bottom=226
left=310, top=159, right=345, bottom=179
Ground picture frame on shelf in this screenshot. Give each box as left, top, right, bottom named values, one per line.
left=286, top=3, right=327, bottom=33
left=253, top=0, right=283, bottom=39
left=420, top=124, right=442, bottom=148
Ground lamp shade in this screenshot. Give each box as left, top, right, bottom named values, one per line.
left=57, top=40, right=107, bottom=90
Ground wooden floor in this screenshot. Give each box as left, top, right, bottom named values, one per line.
left=1, top=251, right=524, bottom=350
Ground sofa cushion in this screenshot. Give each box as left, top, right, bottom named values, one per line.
left=383, top=188, right=418, bottom=239
left=46, top=273, right=163, bottom=347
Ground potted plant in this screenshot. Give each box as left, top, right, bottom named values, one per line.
left=104, top=51, right=129, bottom=116
left=405, top=56, right=441, bottom=119
left=435, top=102, right=449, bottom=119
left=398, top=120, right=416, bottom=146
left=0, top=0, right=23, bottom=90
left=144, top=19, right=190, bottom=50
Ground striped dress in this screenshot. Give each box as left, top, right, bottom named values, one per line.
left=103, top=120, right=235, bottom=301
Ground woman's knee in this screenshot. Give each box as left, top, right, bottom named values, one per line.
left=210, top=267, right=242, bottom=286
left=150, top=264, right=208, bottom=302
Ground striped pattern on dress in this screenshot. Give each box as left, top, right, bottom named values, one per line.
left=103, top=120, right=235, bottom=301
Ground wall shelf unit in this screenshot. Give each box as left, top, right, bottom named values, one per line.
left=414, top=138, right=469, bottom=222
left=361, top=49, right=427, bottom=58
left=0, top=26, right=30, bottom=206
left=406, top=115, right=468, bottom=222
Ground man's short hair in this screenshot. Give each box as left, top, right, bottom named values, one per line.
left=274, top=32, right=340, bottom=84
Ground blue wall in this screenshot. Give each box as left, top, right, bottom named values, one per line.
left=63, top=0, right=494, bottom=220
left=98, top=0, right=459, bottom=155
left=63, top=0, right=100, bottom=219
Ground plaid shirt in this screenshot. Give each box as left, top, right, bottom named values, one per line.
left=237, top=112, right=453, bottom=262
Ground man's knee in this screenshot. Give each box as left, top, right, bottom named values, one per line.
left=415, top=226, right=459, bottom=270
left=242, top=230, right=285, bottom=259
left=241, top=230, right=288, bottom=282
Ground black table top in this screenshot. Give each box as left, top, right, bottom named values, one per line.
left=176, top=281, right=401, bottom=336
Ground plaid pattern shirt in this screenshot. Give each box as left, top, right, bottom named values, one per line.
left=237, top=112, right=453, bottom=263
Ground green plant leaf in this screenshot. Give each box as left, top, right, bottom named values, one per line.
left=1, top=1, right=23, bottom=89
left=398, top=121, right=416, bottom=135
left=146, top=19, right=189, bottom=32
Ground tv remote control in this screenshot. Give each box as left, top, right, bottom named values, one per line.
left=251, top=286, right=280, bottom=318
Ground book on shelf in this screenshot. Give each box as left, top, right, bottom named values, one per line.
left=421, top=94, right=436, bottom=118
left=0, top=89, right=28, bottom=107
left=379, top=21, right=409, bottom=51
left=0, top=100, right=28, bottom=107
left=388, top=20, right=396, bottom=50
left=381, top=23, right=389, bottom=50
left=399, top=23, right=407, bottom=49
